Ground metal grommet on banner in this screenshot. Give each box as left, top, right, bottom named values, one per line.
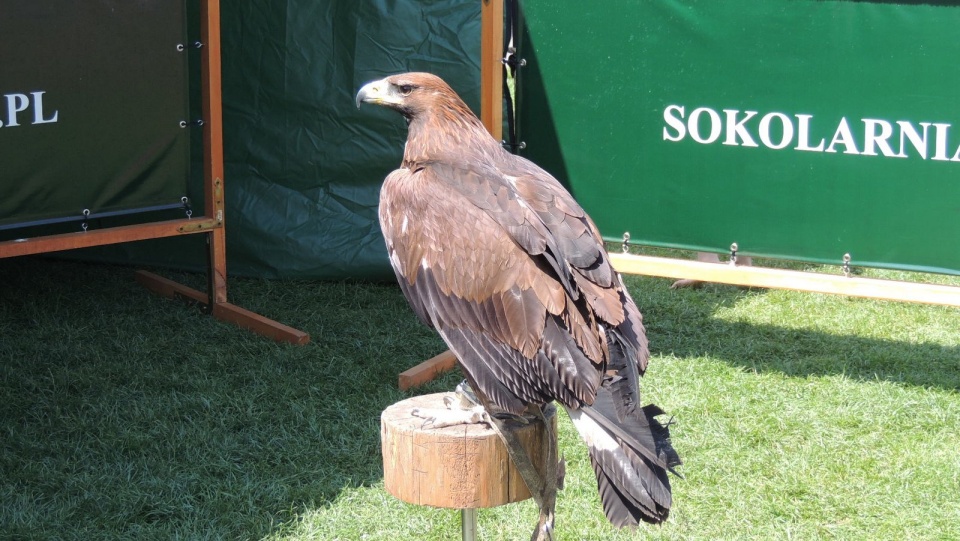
left=81, top=209, right=90, bottom=232
left=176, top=43, right=185, bottom=52
left=621, top=232, right=631, bottom=254
left=181, top=196, right=193, bottom=219
left=842, top=253, right=852, bottom=278
left=729, top=242, right=739, bottom=266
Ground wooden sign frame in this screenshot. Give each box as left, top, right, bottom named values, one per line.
left=0, top=0, right=308, bottom=345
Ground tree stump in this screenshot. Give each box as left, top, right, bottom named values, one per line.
left=381, top=392, right=556, bottom=509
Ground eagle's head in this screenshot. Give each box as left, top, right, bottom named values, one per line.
left=355, top=72, right=461, bottom=121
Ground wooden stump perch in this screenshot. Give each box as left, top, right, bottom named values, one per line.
left=381, top=393, right=556, bottom=509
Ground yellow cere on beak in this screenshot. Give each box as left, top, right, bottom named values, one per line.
left=356, top=78, right=391, bottom=109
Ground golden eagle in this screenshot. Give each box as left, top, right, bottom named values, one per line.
left=357, top=72, right=680, bottom=537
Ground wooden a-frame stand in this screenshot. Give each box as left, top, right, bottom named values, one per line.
left=0, top=0, right=308, bottom=345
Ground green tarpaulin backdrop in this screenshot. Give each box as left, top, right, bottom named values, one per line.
left=220, top=0, right=481, bottom=279
left=6, top=0, right=958, bottom=279
left=518, top=0, right=960, bottom=276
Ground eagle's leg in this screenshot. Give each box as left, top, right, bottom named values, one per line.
left=459, top=376, right=559, bottom=541
left=527, top=404, right=558, bottom=541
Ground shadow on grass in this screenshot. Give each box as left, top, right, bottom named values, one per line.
left=0, top=256, right=458, bottom=539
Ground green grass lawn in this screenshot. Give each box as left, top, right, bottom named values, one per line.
left=2, top=254, right=959, bottom=540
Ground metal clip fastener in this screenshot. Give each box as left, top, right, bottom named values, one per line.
left=622, top=232, right=631, bottom=254
left=81, top=209, right=90, bottom=232
left=729, top=242, right=739, bottom=266
left=842, top=253, right=852, bottom=278
left=501, top=46, right=527, bottom=70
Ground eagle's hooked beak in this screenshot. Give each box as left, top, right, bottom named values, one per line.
left=356, top=78, right=396, bottom=109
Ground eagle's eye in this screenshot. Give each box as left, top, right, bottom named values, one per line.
left=398, top=84, right=414, bottom=96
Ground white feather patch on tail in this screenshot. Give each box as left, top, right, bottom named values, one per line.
left=565, top=405, right=618, bottom=452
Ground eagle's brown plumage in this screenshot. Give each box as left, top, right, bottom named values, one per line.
left=357, top=72, right=680, bottom=528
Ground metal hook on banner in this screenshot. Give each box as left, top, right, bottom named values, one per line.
left=81, top=209, right=90, bottom=232
left=621, top=231, right=631, bottom=254
left=176, top=41, right=203, bottom=52
left=842, top=253, right=852, bottom=277
left=729, top=243, right=739, bottom=266
left=181, top=196, right=193, bottom=219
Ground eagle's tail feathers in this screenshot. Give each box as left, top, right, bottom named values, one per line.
left=566, top=400, right=678, bottom=526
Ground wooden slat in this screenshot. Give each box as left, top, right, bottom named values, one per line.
left=135, top=270, right=207, bottom=304
left=0, top=218, right=219, bottom=259
left=136, top=271, right=311, bottom=345
left=480, top=0, right=504, bottom=140
left=399, top=350, right=459, bottom=391
left=610, top=253, right=960, bottom=307
left=211, top=302, right=311, bottom=345
left=201, top=0, right=228, bottom=305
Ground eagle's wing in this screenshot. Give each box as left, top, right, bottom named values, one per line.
left=380, top=161, right=608, bottom=413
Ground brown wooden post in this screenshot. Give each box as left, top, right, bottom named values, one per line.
left=480, top=0, right=504, bottom=140
left=201, top=0, right=228, bottom=306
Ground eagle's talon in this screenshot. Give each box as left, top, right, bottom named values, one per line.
left=411, top=405, right=489, bottom=428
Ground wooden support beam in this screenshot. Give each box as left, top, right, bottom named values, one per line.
left=0, top=218, right=219, bottom=259
left=480, top=0, right=504, bottom=139
left=201, top=0, right=228, bottom=306
left=609, top=253, right=960, bottom=308
left=211, top=302, right=310, bottom=345
left=399, top=349, right=459, bottom=391
left=135, top=271, right=310, bottom=345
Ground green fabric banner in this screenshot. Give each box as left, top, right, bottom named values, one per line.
left=518, top=0, right=960, bottom=275
left=0, top=1, right=191, bottom=234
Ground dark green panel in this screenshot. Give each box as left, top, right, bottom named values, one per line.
left=519, top=0, right=960, bottom=275
left=0, top=1, right=191, bottom=235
